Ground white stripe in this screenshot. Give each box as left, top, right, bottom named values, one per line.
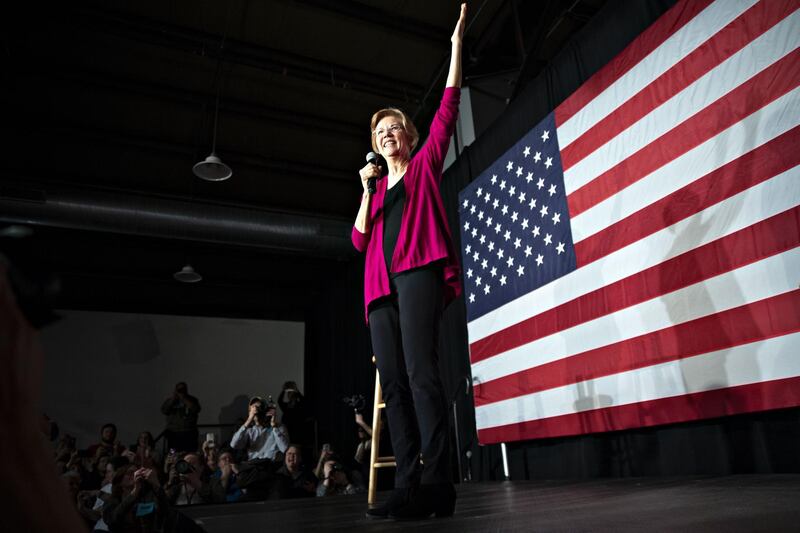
left=570, top=85, right=800, bottom=243
left=467, top=165, right=800, bottom=342
left=557, top=0, right=757, bottom=148
left=563, top=11, right=800, bottom=195
left=471, top=247, right=800, bottom=385
left=475, top=332, right=800, bottom=430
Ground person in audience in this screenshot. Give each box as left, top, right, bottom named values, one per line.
left=161, top=382, right=201, bottom=453
left=209, top=450, right=243, bottom=503
left=165, top=452, right=211, bottom=506
left=314, top=443, right=335, bottom=481
left=130, top=431, right=159, bottom=468
left=316, top=459, right=362, bottom=497
left=201, top=438, right=220, bottom=478
left=230, top=396, right=290, bottom=461
left=86, top=423, right=126, bottom=458
left=275, top=445, right=317, bottom=499
left=354, top=412, right=373, bottom=482
left=278, top=381, right=308, bottom=445
left=103, top=464, right=170, bottom=533
left=89, top=456, right=130, bottom=532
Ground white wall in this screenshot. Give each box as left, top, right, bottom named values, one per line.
left=39, top=310, right=304, bottom=449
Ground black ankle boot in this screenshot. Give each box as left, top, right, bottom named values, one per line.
left=389, top=483, right=456, bottom=520
left=365, top=487, right=415, bottom=519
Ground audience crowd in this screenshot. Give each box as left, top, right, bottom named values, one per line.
left=49, top=381, right=370, bottom=531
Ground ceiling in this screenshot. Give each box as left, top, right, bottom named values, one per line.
left=1, top=0, right=606, bottom=318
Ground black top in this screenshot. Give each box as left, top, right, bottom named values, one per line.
left=382, top=177, right=406, bottom=276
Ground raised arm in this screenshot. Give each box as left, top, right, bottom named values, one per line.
left=446, top=3, right=466, bottom=88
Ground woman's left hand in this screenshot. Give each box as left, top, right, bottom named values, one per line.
left=451, top=3, right=467, bottom=45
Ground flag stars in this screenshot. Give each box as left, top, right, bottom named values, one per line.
left=536, top=177, right=545, bottom=189
left=490, top=266, right=497, bottom=277
left=470, top=205, right=476, bottom=215
left=506, top=161, right=514, bottom=171
left=473, top=251, right=480, bottom=261
left=481, top=258, right=488, bottom=269
left=491, top=174, right=497, bottom=185
left=548, top=184, right=557, bottom=196
left=475, top=276, right=482, bottom=286
left=501, top=205, right=509, bottom=216
left=524, top=245, right=532, bottom=257
left=528, top=198, right=537, bottom=210
left=492, top=198, right=499, bottom=209
left=479, top=234, right=486, bottom=244
left=523, top=146, right=531, bottom=157
left=544, top=233, right=553, bottom=246
left=500, top=180, right=507, bottom=190
left=500, top=275, right=507, bottom=286
left=540, top=205, right=549, bottom=218
left=488, top=241, right=495, bottom=252
left=484, top=284, right=491, bottom=295
left=535, top=254, right=544, bottom=266
left=497, top=248, right=505, bottom=259
left=513, top=237, right=522, bottom=249
left=556, top=242, right=565, bottom=255
left=511, top=211, right=519, bottom=222
left=464, top=221, right=470, bottom=231
left=521, top=218, right=529, bottom=230
left=494, top=222, right=502, bottom=234
left=466, top=268, right=473, bottom=279
left=518, top=191, right=526, bottom=203
left=517, top=265, right=525, bottom=277
left=503, top=230, right=512, bottom=241
left=516, top=166, right=523, bottom=177
left=526, top=172, right=533, bottom=183
left=544, top=157, right=553, bottom=169
left=508, top=186, right=516, bottom=196
left=533, top=151, right=542, bottom=163
left=465, top=244, right=471, bottom=254
left=506, top=256, right=514, bottom=268
left=485, top=216, right=493, bottom=227
left=541, top=130, right=550, bottom=142
left=469, top=293, right=475, bottom=303
left=462, top=199, right=469, bottom=208
left=471, top=228, right=478, bottom=238
left=477, top=211, right=484, bottom=221
left=532, top=225, right=541, bottom=237
left=552, top=212, right=561, bottom=225
left=484, top=192, right=491, bottom=202
left=476, top=187, right=483, bottom=197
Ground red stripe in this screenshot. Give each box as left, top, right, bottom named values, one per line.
left=474, top=290, right=800, bottom=407
left=567, top=47, right=800, bottom=218
left=560, top=1, right=796, bottom=171
left=469, top=206, right=800, bottom=363
left=575, top=126, right=800, bottom=265
left=477, top=376, right=800, bottom=443
left=555, top=0, right=714, bottom=126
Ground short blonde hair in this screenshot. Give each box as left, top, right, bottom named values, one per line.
left=370, top=108, right=419, bottom=154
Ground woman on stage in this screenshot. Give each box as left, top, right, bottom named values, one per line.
left=351, top=3, right=467, bottom=521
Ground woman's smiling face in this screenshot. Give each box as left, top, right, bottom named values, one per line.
left=374, top=115, right=410, bottom=160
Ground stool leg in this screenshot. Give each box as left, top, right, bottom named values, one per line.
left=368, top=367, right=382, bottom=505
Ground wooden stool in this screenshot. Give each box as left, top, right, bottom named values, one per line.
left=368, top=357, right=396, bottom=505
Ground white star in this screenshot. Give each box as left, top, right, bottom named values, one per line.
left=501, top=205, right=509, bottom=216
left=540, top=205, right=549, bottom=218
left=492, top=198, right=499, bottom=209
left=500, top=275, right=507, bottom=286
left=488, top=241, right=495, bottom=252
left=536, top=254, right=544, bottom=266
left=499, top=180, right=507, bottom=190
left=521, top=218, right=529, bottom=230
left=536, top=177, right=545, bottom=189
left=506, top=256, right=514, bottom=268
left=475, top=276, right=482, bottom=286
left=523, top=146, right=531, bottom=157
left=476, top=187, right=483, bottom=197
left=524, top=245, right=532, bottom=257
left=484, top=192, right=491, bottom=202
left=541, top=130, right=550, bottom=142
left=508, top=185, right=516, bottom=196
left=465, top=244, right=471, bottom=254
left=494, top=222, right=502, bottom=234
left=477, top=211, right=484, bottom=221
left=462, top=199, right=469, bottom=208
left=471, top=228, right=477, bottom=238
left=491, top=174, right=497, bottom=185
left=516, top=166, right=523, bottom=177
left=466, top=268, right=473, bottom=278
left=548, top=184, right=557, bottom=196
left=544, top=233, right=552, bottom=246
left=517, top=265, right=525, bottom=277
left=533, top=151, right=542, bottom=163
left=473, top=251, right=480, bottom=261
left=513, top=237, right=521, bottom=249
left=470, top=205, right=476, bottom=215
left=485, top=216, right=492, bottom=227
left=556, top=242, right=565, bottom=255
left=469, top=293, right=475, bottom=303
left=532, top=225, right=541, bottom=237
left=544, top=157, right=553, bottom=169
left=506, top=161, right=513, bottom=171
left=484, top=284, right=491, bottom=295
left=479, top=234, right=486, bottom=244
left=518, top=191, right=526, bottom=203
left=490, top=266, right=497, bottom=277
left=463, top=221, right=470, bottom=231
left=552, top=212, right=561, bottom=225
left=528, top=198, right=537, bottom=209
left=481, top=258, right=488, bottom=269
left=497, top=248, right=505, bottom=259
left=526, top=172, right=533, bottom=183
left=503, top=230, right=511, bottom=241
left=511, top=211, right=519, bottom=222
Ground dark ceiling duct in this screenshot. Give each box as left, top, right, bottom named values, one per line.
left=0, top=184, right=355, bottom=259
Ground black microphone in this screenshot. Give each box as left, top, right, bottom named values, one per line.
left=366, top=152, right=380, bottom=194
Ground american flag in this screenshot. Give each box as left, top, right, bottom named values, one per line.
left=459, top=0, right=800, bottom=445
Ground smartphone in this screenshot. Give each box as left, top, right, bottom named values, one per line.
left=205, top=433, right=215, bottom=444
left=322, top=443, right=331, bottom=453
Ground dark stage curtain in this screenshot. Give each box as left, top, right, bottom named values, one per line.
left=306, top=0, right=800, bottom=482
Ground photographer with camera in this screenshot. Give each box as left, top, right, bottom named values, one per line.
left=231, top=396, right=290, bottom=461
left=278, top=381, right=308, bottom=445
left=102, top=464, right=170, bottom=533
left=165, top=452, right=210, bottom=506
left=161, top=382, right=201, bottom=454
left=316, top=458, right=362, bottom=497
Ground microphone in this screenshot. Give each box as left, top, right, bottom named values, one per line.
left=366, top=152, right=380, bottom=194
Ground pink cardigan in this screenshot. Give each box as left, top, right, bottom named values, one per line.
left=352, top=87, right=462, bottom=322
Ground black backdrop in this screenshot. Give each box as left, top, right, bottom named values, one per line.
left=303, top=0, right=800, bottom=482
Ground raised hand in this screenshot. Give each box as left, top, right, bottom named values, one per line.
left=451, top=3, right=467, bottom=45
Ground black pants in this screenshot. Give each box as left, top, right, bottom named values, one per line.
left=369, top=267, right=450, bottom=487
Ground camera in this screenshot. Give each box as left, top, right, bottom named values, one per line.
left=175, top=460, right=195, bottom=475
left=342, top=394, right=366, bottom=413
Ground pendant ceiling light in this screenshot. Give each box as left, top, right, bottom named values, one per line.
left=193, top=36, right=232, bottom=182
left=173, top=264, right=202, bottom=283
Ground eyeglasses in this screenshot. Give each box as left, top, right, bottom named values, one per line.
left=373, top=123, right=404, bottom=138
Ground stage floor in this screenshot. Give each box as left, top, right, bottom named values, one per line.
left=178, top=475, right=800, bottom=532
